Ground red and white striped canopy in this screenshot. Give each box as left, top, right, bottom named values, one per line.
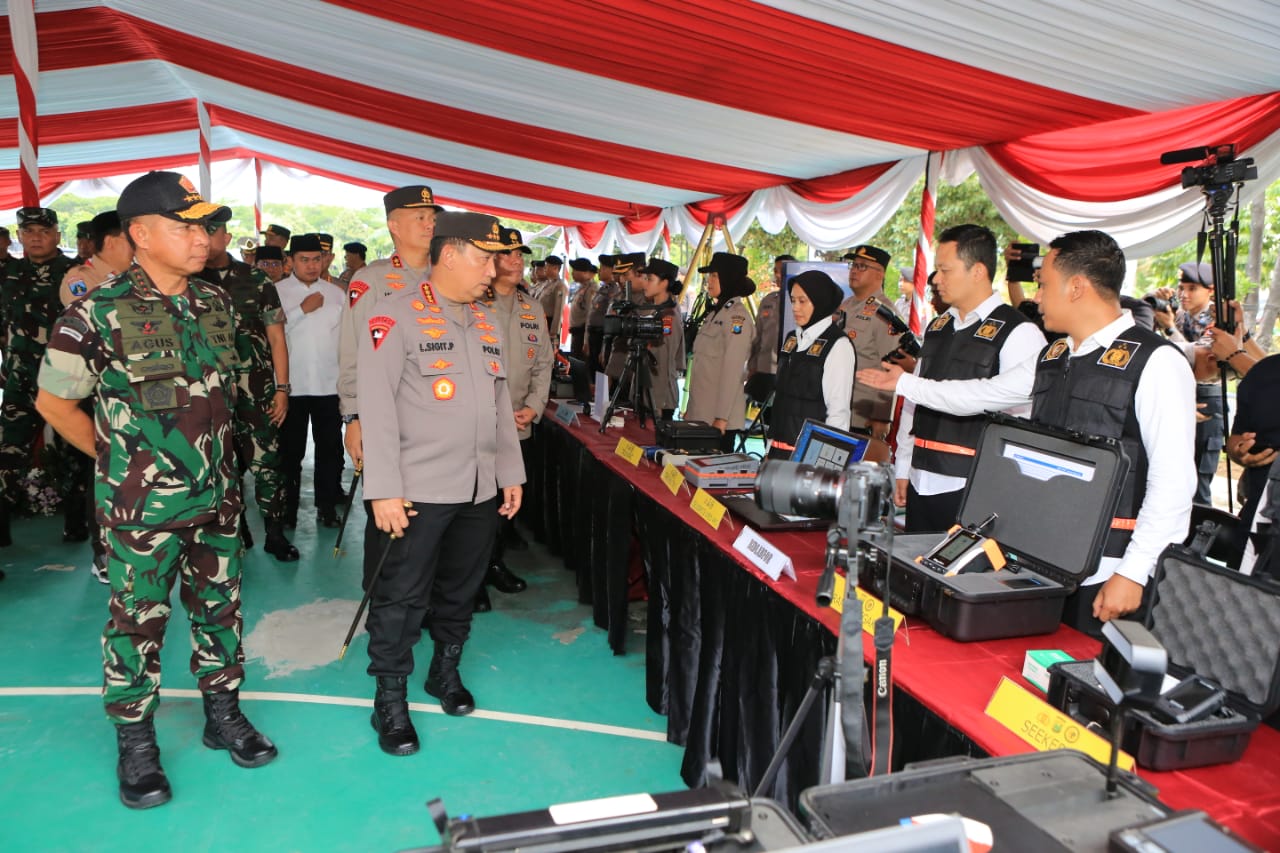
left=4, top=0, right=1280, bottom=255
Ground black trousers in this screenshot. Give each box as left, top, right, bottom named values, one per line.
left=365, top=497, right=499, bottom=677
left=1193, top=385, right=1224, bottom=505
left=904, top=484, right=964, bottom=534
left=587, top=327, right=604, bottom=371
left=492, top=436, right=538, bottom=562
left=280, top=394, right=343, bottom=514
left=569, top=325, right=586, bottom=360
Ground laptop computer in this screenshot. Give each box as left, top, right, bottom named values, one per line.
left=721, top=419, right=871, bottom=532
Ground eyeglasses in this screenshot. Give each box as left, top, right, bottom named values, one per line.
left=849, top=262, right=880, bottom=273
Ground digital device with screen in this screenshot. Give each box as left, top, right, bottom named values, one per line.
left=1151, top=674, right=1228, bottom=725
left=790, top=418, right=870, bottom=471
left=917, top=519, right=1006, bottom=577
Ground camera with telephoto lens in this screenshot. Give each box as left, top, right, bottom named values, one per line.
left=602, top=300, right=664, bottom=340
left=755, top=459, right=893, bottom=523
left=1142, top=293, right=1179, bottom=314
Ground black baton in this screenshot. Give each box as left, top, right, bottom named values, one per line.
left=339, top=531, right=396, bottom=660
left=333, top=462, right=363, bottom=557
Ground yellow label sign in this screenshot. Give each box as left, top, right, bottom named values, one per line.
left=661, top=463, right=685, bottom=496
left=614, top=437, right=644, bottom=466
left=690, top=487, right=727, bottom=531
left=826, top=574, right=904, bottom=636
left=984, top=677, right=1134, bottom=770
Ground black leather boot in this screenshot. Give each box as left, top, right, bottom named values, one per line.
left=116, top=718, right=172, bottom=809
left=0, top=503, right=13, bottom=547
left=371, top=675, right=420, bottom=756
left=425, top=642, right=475, bottom=716
left=238, top=513, right=253, bottom=550
left=263, top=521, right=300, bottom=562
left=201, top=690, right=278, bottom=768
left=486, top=559, right=527, bottom=593
left=473, top=584, right=492, bottom=613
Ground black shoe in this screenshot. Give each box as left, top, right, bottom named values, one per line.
left=504, top=526, right=529, bottom=552
left=63, top=524, right=90, bottom=543
left=116, top=719, right=172, bottom=809
left=238, top=514, right=253, bottom=550
left=316, top=507, right=341, bottom=529
left=485, top=559, right=527, bottom=594
left=63, top=493, right=89, bottom=542
left=473, top=585, right=492, bottom=613
left=0, top=506, right=10, bottom=547
left=263, top=522, right=300, bottom=562
left=201, top=690, right=278, bottom=768
left=371, top=676, right=420, bottom=756
left=425, top=642, right=475, bottom=716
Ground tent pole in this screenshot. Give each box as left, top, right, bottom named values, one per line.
left=197, top=100, right=213, bottom=199
left=9, top=0, right=41, bottom=207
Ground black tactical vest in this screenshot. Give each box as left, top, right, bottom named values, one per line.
left=770, top=323, right=845, bottom=448
left=912, top=303, right=1028, bottom=477
left=1030, top=325, right=1169, bottom=557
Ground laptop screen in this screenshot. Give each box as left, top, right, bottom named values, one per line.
left=790, top=419, right=869, bottom=471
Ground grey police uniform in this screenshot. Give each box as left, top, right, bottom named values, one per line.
left=568, top=280, right=592, bottom=357
left=647, top=300, right=685, bottom=416
left=685, top=296, right=755, bottom=429
left=357, top=279, right=525, bottom=676
left=482, top=287, right=554, bottom=440
left=748, top=289, right=782, bottom=375
left=838, top=289, right=903, bottom=427
left=538, top=278, right=567, bottom=344
left=337, top=254, right=430, bottom=417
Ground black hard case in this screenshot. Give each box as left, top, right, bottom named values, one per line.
left=1047, top=544, right=1280, bottom=771
left=859, top=417, right=1128, bottom=641
left=799, top=750, right=1169, bottom=853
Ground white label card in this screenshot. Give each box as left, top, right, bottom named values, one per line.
left=551, top=402, right=579, bottom=427
left=592, top=371, right=610, bottom=423
left=732, top=526, right=795, bottom=581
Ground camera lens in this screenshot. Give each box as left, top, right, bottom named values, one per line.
left=755, top=460, right=843, bottom=519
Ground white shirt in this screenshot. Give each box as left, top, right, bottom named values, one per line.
left=276, top=275, right=345, bottom=397
left=790, top=316, right=857, bottom=431
left=891, top=309, right=1195, bottom=586
left=894, top=292, right=1047, bottom=495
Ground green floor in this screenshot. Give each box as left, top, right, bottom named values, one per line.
left=0, top=501, right=684, bottom=852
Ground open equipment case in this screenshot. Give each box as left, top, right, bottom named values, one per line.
left=1047, top=543, right=1280, bottom=771
left=858, top=416, right=1129, bottom=641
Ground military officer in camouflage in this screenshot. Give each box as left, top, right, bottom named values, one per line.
left=200, top=211, right=298, bottom=561
left=0, top=206, right=77, bottom=546
left=358, top=211, right=524, bottom=756
left=337, top=184, right=442, bottom=468
left=36, top=171, right=277, bottom=810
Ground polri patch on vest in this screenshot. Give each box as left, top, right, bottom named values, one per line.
left=1099, top=340, right=1139, bottom=370
left=974, top=318, right=1005, bottom=340
left=1043, top=339, right=1070, bottom=361
left=783, top=337, right=798, bottom=353
left=928, top=315, right=951, bottom=333
left=369, top=315, right=395, bottom=351
left=807, top=340, right=829, bottom=356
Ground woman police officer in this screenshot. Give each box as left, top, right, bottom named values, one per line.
left=637, top=258, right=686, bottom=420
left=684, top=252, right=755, bottom=451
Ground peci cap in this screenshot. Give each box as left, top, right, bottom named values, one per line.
left=641, top=258, right=679, bottom=282
left=569, top=257, right=598, bottom=273
left=841, top=244, right=891, bottom=268
left=76, top=221, right=93, bottom=239
left=598, top=254, right=617, bottom=267
left=89, top=210, right=122, bottom=240
left=343, top=241, right=367, bottom=254
left=531, top=259, right=546, bottom=268
left=697, top=251, right=748, bottom=278
left=117, top=171, right=231, bottom=224
left=500, top=226, right=534, bottom=255
left=1178, top=261, right=1215, bottom=287
left=261, top=223, right=291, bottom=240
left=544, top=255, right=563, bottom=267
left=17, top=207, right=58, bottom=227
left=317, top=233, right=334, bottom=252
left=434, top=211, right=506, bottom=251
left=255, top=245, right=284, bottom=262
left=289, top=233, right=324, bottom=254
left=384, top=184, right=443, bottom=215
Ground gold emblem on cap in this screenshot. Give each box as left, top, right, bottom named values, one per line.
left=421, top=188, right=433, bottom=203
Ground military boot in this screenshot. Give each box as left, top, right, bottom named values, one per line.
left=263, top=521, right=300, bottom=562
left=371, top=675, right=420, bottom=756
left=115, top=718, right=172, bottom=809
left=201, top=690, right=278, bottom=768
left=425, top=642, right=475, bottom=716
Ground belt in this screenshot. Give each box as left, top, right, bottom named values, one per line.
left=770, top=440, right=795, bottom=452
left=913, top=437, right=976, bottom=457
left=1111, top=517, right=1138, bottom=531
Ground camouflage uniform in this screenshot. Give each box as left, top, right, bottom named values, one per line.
left=204, top=259, right=286, bottom=522
left=38, top=264, right=244, bottom=723
left=0, top=252, right=89, bottom=521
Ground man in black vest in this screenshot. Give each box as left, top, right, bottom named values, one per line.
left=876, top=224, right=1046, bottom=533
left=861, top=230, right=1195, bottom=630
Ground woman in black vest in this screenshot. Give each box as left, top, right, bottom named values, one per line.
left=767, top=270, right=855, bottom=459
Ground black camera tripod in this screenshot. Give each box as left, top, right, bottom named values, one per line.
left=597, top=338, right=658, bottom=432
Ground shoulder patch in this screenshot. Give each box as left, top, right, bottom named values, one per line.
left=928, top=315, right=952, bottom=333
left=662, top=315, right=674, bottom=336
left=807, top=339, right=829, bottom=357
left=1042, top=338, right=1070, bottom=361
left=54, top=314, right=91, bottom=343
left=974, top=318, right=1005, bottom=340
left=68, top=279, right=87, bottom=297
left=348, top=280, right=369, bottom=306
left=368, top=315, right=395, bottom=350
left=782, top=336, right=798, bottom=353
left=1099, top=339, right=1140, bottom=370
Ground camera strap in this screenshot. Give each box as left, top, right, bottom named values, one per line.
left=870, top=615, right=894, bottom=775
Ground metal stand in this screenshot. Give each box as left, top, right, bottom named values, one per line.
left=1201, top=182, right=1241, bottom=513
left=736, top=391, right=773, bottom=454
left=597, top=340, right=658, bottom=432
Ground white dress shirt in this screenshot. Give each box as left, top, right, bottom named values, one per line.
left=790, top=316, right=857, bottom=431
left=890, top=309, right=1195, bottom=587
left=276, top=274, right=345, bottom=397
left=894, top=292, right=1046, bottom=495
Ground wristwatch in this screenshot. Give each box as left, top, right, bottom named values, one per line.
left=341, top=413, right=359, bottom=425
left=275, top=383, right=291, bottom=393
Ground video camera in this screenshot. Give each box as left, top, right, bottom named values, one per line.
left=1162, top=143, right=1258, bottom=190
left=602, top=300, right=664, bottom=341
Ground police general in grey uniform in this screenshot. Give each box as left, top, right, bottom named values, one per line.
left=358, top=211, right=524, bottom=757
left=836, top=245, right=904, bottom=438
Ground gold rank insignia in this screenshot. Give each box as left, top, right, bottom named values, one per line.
left=368, top=315, right=394, bottom=351
left=432, top=377, right=455, bottom=400
left=348, top=280, right=369, bottom=306
left=416, top=316, right=445, bottom=325
left=480, top=334, right=499, bottom=344
left=430, top=359, right=453, bottom=370
left=421, top=328, right=447, bottom=339
left=928, top=315, right=951, bottom=333
left=391, top=255, right=404, bottom=269
left=520, top=313, right=538, bottom=321
left=420, top=282, right=437, bottom=304
left=858, top=298, right=877, bottom=318
left=527, top=347, right=536, bottom=360
left=412, top=300, right=426, bottom=311
left=476, top=322, right=495, bottom=331
left=974, top=318, right=1004, bottom=340
left=1043, top=339, right=1069, bottom=361
left=1099, top=340, right=1139, bottom=370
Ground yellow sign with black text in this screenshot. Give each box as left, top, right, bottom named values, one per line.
left=661, top=463, right=685, bottom=496
left=984, top=677, right=1134, bottom=770
left=614, top=437, right=644, bottom=466
left=827, top=574, right=905, bottom=635
left=690, top=488, right=727, bottom=531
